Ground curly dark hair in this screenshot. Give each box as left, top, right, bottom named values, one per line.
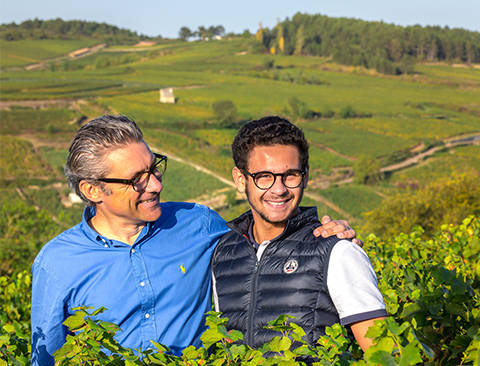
left=232, top=116, right=309, bottom=171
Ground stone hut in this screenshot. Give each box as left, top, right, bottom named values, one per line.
left=159, top=88, right=175, bottom=103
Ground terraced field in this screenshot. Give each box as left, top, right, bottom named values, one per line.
left=1, top=38, right=479, bottom=228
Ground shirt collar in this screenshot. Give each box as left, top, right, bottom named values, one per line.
left=80, top=206, right=154, bottom=248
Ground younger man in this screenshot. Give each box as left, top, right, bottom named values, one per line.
left=212, top=116, right=387, bottom=350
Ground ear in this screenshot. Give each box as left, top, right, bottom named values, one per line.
left=79, top=180, right=103, bottom=204
left=232, top=167, right=246, bottom=194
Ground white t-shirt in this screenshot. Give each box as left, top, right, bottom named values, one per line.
left=327, top=240, right=386, bottom=325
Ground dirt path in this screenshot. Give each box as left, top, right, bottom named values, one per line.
left=380, top=134, right=480, bottom=173
left=310, top=142, right=356, bottom=161
left=16, top=133, right=70, bottom=150
left=149, top=144, right=236, bottom=188
left=0, top=99, right=78, bottom=110
left=22, top=44, right=106, bottom=71
left=303, top=191, right=354, bottom=221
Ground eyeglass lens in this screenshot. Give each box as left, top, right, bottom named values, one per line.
left=254, top=171, right=303, bottom=189
left=133, top=156, right=166, bottom=191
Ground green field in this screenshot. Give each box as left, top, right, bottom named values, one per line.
left=0, top=39, right=98, bottom=67
left=1, top=37, right=479, bottom=227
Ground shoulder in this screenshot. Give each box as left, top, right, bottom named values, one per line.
left=160, top=201, right=221, bottom=221
left=217, top=229, right=244, bottom=248
left=330, top=240, right=371, bottom=264
left=158, top=201, right=227, bottom=236
left=289, top=222, right=340, bottom=253
left=327, top=239, right=378, bottom=288
left=33, top=223, right=83, bottom=272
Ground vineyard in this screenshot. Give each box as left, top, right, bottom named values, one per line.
left=1, top=216, right=479, bottom=365
left=1, top=16, right=480, bottom=365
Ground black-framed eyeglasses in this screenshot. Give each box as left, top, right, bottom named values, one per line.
left=94, top=153, right=167, bottom=192
left=243, top=169, right=306, bottom=190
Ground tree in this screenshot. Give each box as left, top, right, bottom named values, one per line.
left=294, top=25, right=305, bottom=55
left=255, top=22, right=263, bottom=42
left=242, top=29, right=252, bottom=38
left=179, top=26, right=193, bottom=41
left=276, top=21, right=285, bottom=54
left=197, top=26, right=207, bottom=40
left=214, top=25, right=225, bottom=37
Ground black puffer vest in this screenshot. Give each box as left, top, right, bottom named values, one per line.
left=212, top=207, right=341, bottom=348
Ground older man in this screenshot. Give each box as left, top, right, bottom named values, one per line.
left=31, top=115, right=355, bottom=365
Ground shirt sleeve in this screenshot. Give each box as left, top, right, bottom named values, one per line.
left=31, top=262, right=69, bottom=366
left=326, top=240, right=387, bottom=325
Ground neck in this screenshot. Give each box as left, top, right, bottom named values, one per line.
left=251, top=218, right=286, bottom=244
left=90, top=211, right=145, bottom=246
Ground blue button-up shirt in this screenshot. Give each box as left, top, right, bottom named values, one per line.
left=31, top=202, right=229, bottom=365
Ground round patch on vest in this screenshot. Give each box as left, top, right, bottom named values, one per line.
left=283, top=259, right=299, bottom=274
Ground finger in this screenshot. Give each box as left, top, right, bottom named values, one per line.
left=313, top=218, right=335, bottom=237
left=336, top=229, right=356, bottom=239
left=313, top=226, right=324, bottom=237
left=319, top=220, right=338, bottom=231
left=352, top=238, right=364, bottom=247
left=321, top=215, right=332, bottom=225
left=320, top=224, right=345, bottom=238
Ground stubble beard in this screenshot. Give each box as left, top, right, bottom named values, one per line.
left=245, top=185, right=304, bottom=225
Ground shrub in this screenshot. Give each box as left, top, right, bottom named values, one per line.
left=363, top=172, right=480, bottom=237
left=1, top=217, right=479, bottom=365
left=262, top=58, right=275, bottom=69
left=339, top=105, right=356, bottom=118
left=354, top=154, right=383, bottom=185
left=288, top=97, right=309, bottom=119
left=212, top=100, right=238, bottom=125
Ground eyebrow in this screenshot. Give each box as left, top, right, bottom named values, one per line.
left=129, top=154, right=156, bottom=179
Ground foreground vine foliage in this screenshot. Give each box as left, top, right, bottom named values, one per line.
left=1, top=217, right=479, bottom=365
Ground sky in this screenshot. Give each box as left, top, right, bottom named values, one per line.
left=1, top=0, right=479, bottom=38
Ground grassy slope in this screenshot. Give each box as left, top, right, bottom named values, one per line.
left=0, top=38, right=479, bottom=224
left=0, top=39, right=99, bottom=67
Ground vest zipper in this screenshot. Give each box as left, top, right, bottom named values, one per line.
left=246, top=239, right=272, bottom=346
left=247, top=257, right=260, bottom=345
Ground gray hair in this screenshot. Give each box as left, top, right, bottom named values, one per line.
left=65, top=115, right=144, bottom=206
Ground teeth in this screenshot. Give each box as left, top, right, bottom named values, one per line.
left=269, top=202, right=286, bottom=206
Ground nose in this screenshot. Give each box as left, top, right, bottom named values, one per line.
left=146, top=173, right=163, bottom=193
left=269, top=175, right=288, bottom=195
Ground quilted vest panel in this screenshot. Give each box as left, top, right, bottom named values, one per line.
left=212, top=208, right=341, bottom=348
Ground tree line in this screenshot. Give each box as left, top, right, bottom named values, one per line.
left=0, top=18, right=152, bottom=44
left=256, top=13, right=480, bottom=74
left=178, top=25, right=226, bottom=41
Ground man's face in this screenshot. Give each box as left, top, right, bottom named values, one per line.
left=234, top=144, right=307, bottom=227
left=95, top=142, right=163, bottom=226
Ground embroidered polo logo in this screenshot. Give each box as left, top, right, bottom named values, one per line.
left=283, top=259, right=298, bottom=274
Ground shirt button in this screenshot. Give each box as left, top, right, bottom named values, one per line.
left=140, top=281, right=145, bottom=287
left=145, top=313, right=150, bottom=319
left=131, top=248, right=136, bottom=253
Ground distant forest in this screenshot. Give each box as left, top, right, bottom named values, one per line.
left=0, top=18, right=152, bottom=44
left=258, top=13, right=480, bottom=74
left=2, top=15, right=480, bottom=74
